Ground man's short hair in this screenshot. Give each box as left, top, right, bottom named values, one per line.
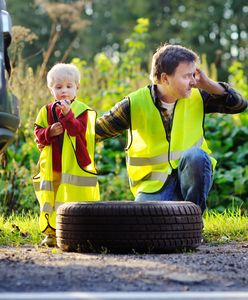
left=150, top=44, right=199, bottom=84
left=47, top=63, right=80, bottom=87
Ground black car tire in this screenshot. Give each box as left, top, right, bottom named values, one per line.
left=56, top=201, right=203, bottom=254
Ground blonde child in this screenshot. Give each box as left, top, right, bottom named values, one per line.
left=33, top=63, right=100, bottom=246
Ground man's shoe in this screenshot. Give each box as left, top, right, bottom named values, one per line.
left=41, top=235, right=57, bottom=247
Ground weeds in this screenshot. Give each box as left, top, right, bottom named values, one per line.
left=203, top=208, right=248, bottom=242
left=0, top=208, right=247, bottom=247
left=0, top=212, right=42, bottom=246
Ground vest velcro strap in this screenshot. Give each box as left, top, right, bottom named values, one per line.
left=130, top=172, right=168, bottom=187
left=41, top=202, right=53, bottom=213
left=61, top=173, right=97, bottom=186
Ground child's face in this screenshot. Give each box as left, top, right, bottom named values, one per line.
left=49, top=78, right=79, bottom=101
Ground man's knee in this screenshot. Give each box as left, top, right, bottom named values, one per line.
left=179, top=147, right=211, bottom=168
left=183, top=147, right=207, bottom=161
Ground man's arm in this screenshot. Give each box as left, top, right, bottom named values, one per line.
left=194, top=68, right=247, bottom=114
left=201, top=82, right=247, bottom=114
left=194, top=68, right=226, bottom=95
left=95, top=97, right=130, bottom=142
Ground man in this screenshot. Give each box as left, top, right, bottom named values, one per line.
left=95, top=44, right=247, bottom=213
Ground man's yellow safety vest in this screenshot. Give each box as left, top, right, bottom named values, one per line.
left=126, top=86, right=216, bottom=197
left=33, top=100, right=100, bottom=234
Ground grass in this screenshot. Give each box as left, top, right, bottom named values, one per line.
left=203, top=209, right=248, bottom=243
left=0, top=212, right=42, bottom=246
left=0, top=209, right=247, bottom=247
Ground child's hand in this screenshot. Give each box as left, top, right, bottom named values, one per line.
left=56, top=100, right=71, bottom=116
left=34, top=137, right=45, bottom=151
left=49, top=122, right=63, bottom=137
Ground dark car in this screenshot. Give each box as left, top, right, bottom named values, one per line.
left=0, top=0, right=19, bottom=155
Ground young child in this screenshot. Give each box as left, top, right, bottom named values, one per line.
left=33, top=63, right=100, bottom=247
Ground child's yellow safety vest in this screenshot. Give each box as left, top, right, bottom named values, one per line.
left=33, top=100, right=100, bottom=234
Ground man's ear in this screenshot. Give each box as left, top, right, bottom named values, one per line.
left=77, top=83, right=80, bottom=90
left=160, top=73, right=169, bottom=84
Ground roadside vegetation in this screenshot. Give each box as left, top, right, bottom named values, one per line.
left=203, top=209, right=248, bottom=243
left=0, top=209, right=247, bottom=247
left=0, top=213, right=41, bottom=246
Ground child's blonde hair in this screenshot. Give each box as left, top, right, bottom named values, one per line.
left=47, top=63, right=81, bottom=88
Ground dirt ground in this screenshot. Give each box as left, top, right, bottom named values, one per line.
left=0, top=241, right=247, bottom=292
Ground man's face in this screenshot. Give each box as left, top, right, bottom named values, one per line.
left=165, top=61, right=197, bottom=100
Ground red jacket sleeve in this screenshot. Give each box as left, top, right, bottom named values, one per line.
left=58, top=109, right=87, bottom=136
left=58, top=109, right=91, bottom=168
left=34, top=124, right=54, bottom=146
left=34, top=103, right=59, bottom=146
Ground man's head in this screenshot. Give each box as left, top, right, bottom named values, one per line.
left=47, top=63, right=80, bottom=101
left=150, top=44, right=199, bottom=84
left=150, top=44, right=200, bottom=102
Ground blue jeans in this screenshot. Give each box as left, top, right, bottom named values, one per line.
left=135, top=147, right=213, bottom=213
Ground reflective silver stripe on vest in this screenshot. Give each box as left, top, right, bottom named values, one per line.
left=41, top=202, right=53, bottom=213
left=194, top=136, right=203, bottom=147
left=40, top=180, right=54, bottom=191
left=130, top=172, right=168, bottom=187
left=61, top=173, right=97, bottom=186
left=127, top=153, right=168, bottom=166
left=169, top=150, right=182, bottom=161
left=127, top=137, right=204, bottom=166
left=33, top=180, right=53, bottom=191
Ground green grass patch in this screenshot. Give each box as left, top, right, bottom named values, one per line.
left=0, top=209, right=247, bottom=247
left=0, top=213, right=42, bottom=246
left=203, top=209, right=248, bottom=243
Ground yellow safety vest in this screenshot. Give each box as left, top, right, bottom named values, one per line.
left=33, top=100, right=100, bottom=234
left=126, top=86, right=217, bottom=197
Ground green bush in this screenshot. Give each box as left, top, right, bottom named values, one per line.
left=205, top=62, right=248, bottom=212
left=205, top=114, right=248, bottom=211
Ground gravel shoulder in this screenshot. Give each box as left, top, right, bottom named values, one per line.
left=0, top=242, right=247, bottom=292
